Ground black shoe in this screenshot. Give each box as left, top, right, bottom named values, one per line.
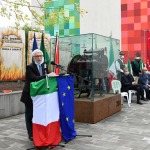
left=29, top=136, right=33, bottom=141
left=137, top=101, right=143, bottom=105
left=141, top=98, right=148, bottom=101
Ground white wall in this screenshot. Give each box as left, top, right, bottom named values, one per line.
left=31, top=0, right=121, bottom=40
left=80, top=0, right=121, bottom=40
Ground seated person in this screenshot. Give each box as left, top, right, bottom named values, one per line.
left=121, top=67, right=144, bottom=105
left=139, top=67, right=150, bottom=100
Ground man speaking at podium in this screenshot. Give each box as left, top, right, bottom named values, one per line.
left=20, top=49, right=54, bottom=141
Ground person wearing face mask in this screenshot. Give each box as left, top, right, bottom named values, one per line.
left=131, top=52, right=144, bottom=83
left=20, top=49, right=55, bottom=141
left=121, top=67, right=145, bottom=105
left=115, top=51, right=126, bottom=80
left=139, top=67, right=150, bottom=100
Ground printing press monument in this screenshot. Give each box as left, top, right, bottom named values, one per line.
left=50, top=33, right=121, bottom=123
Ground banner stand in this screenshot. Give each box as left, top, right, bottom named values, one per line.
left=26, top=134, right=92, bottom=150
left=26, top=143, right=65, bottom=150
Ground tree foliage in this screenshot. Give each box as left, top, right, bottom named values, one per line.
left=0, top=0, right=84, bottom=29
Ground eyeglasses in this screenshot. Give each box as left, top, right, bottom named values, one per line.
left=34, top=55, right=43, bottom=58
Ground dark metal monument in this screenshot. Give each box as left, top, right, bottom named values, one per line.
left=50, top=33, right=121, bottom=123
left=50, top=33, right=120, bottom=100
left=67, top=48, right=109, bottom=98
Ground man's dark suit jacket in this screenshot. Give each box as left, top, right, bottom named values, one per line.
left=20, top=62, right=48, bottom=105
left=131, top=59, right=141, bottom=76
left=139, top=73, right=150, bottom=86
left=120, top=72, right=134, bottom=92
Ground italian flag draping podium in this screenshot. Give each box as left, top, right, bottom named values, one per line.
left=30, top=75, right=77, bottom=147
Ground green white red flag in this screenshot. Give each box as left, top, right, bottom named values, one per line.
left=30, top=78, right=61, bottom=147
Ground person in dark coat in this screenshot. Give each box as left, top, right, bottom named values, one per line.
left=139, top=67, right=150, bottom=100
left=20, top=49, right=49, bottom=141
left=131, top=52, right=143, bottom=77
left=121, top=67, right=144, bottom=105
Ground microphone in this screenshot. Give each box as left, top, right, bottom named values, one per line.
left=43, top=62, right=49, bottom=89
left=43, top=62, right=47, bottom=74
left=44, top=62, right=47, bottom=69
left=51, top=61, right=63, bottom=68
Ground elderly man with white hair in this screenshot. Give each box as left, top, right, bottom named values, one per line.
left=20, top=49, right=55, bottom=141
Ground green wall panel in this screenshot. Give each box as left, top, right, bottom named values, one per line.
left=45, top=0, right=80, bottom=37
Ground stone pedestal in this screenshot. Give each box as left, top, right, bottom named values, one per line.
left=75, top=94, right=121, bottom=124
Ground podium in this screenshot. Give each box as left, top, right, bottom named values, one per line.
left=30, top=75, right=76, bottom=148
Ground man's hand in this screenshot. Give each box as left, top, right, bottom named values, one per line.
left=132, top=81, right=136, bottom=85
left=147, top=84, right=150, bottom=88
left=47, top=72, right=57, bottom=77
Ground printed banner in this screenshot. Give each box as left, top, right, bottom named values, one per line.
left=27, top=31, right=50, bottom=64
left=0, top=28, right=25, bottom=81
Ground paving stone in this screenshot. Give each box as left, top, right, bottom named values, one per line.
left=0, top=96, right=150, bottom=150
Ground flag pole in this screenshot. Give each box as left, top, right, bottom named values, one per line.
left=54, top=32, right=58, bottom=63
left=54, top=32, right=60, bottom=74
left=143, top=30, right=146, bottom=64
left=143, top=29, right=150, bottom=67
left=127, top=50, right=132, bottom=74
left=41, top=29, right=49, bottom=89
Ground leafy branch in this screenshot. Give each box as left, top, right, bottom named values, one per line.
left=0, top=0, right=87, bottom=29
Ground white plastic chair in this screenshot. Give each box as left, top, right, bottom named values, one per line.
left=128, top=90, right=136, bottom=107
left=111, top=80, right=129, bottom=106
left=128, top=89, right=146, bottom=106
left=144, top=89, right=146, bottom=98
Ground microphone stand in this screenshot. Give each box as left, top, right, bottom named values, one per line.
left=51, top=61, right=93, bottom=87
left=56, top=65, right=93, bottom=84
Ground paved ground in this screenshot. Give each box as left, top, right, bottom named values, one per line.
left=0, top=97, right=150, bottom=150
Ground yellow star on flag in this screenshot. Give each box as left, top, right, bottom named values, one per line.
left=67, top=85, right=71, bottom=90
left=63, top=93, right=66, bottom=96
left=62, top=102, right=64, bottom=106
left=66, top=117, right=69, bottom=121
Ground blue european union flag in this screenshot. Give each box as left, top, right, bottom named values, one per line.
left=57, top=75, right=77, bottom=142
left=32, top=33, right=38, bottom=52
